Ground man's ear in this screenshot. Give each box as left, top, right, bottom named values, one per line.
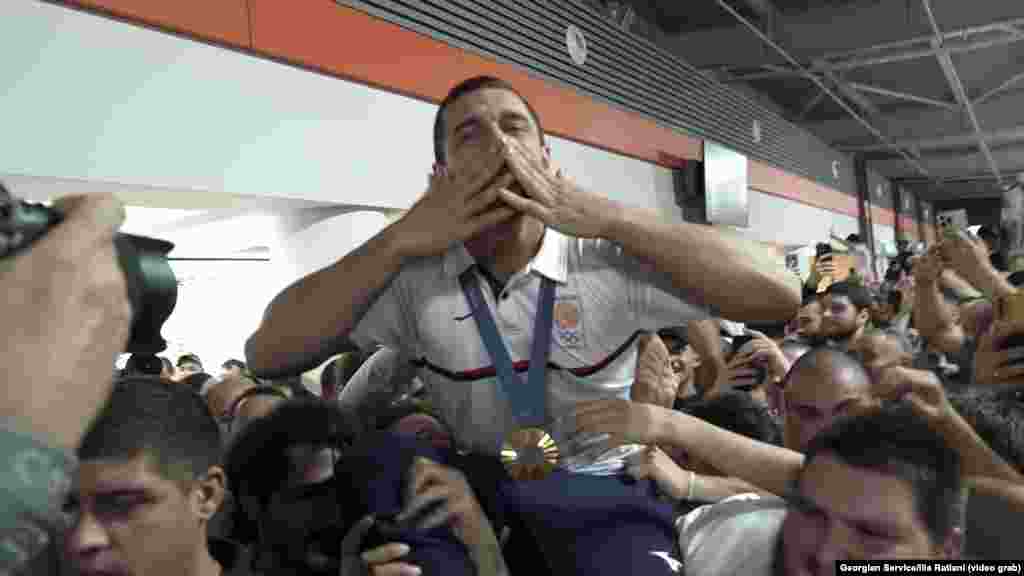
left=193, top=465, right=227, bottom=522
left=857, top=308, right=871, bottom=328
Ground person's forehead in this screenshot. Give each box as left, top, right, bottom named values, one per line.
left=798, top=454, right=920, bottom=528
left=76, top=453, right=168, bottom=496
left=445, top=87, right=534, bottom=132
left=786, top=359, right=868, bottom=403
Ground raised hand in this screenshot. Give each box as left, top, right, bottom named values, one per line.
left=974, top=316, right=1024, bottom=386
left=392, top=140, right=518, bottom=259
left=569, top=398, right=669, bottom=452
left=494, top=131, right=616, bottom=239
left=912, top=246, right=945, bottom=285
left=939, top=229, right=993, bottom=287
left=631, top=333, right=679, bottom=409
left=871, top=366, right=953, bottom=425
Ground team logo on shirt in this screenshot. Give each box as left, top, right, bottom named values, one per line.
left=553, top=296, right=584, bottom=349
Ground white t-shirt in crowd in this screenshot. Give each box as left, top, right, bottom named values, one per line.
left=350, top=228, right=707, bottom=474
left=676, top=493, right=787, bottom=576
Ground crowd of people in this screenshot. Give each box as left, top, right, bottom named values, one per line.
left=3, top=74, right=1022, bottom=576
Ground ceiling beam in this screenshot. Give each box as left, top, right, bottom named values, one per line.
left=713, top=0, right=930, bottom=180
left=836, top=124, right=1024, bottom=154
left=708, top=17, right=1024, bottom=80
left=973, top=70, right=1024, bottom=105
left=922, top=0, right=1002, bottom=185
left=846, top=82, right=959, bottom=111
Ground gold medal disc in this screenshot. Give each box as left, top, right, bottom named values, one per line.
left=500, top=427, right=560, bottom=481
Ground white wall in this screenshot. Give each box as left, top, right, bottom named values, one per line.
left=745, top=189, right=859, bottom=246
left=0, top=1, right=676, bottom=216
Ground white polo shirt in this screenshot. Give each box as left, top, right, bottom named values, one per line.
left=350, top=228, right=707, bottom=474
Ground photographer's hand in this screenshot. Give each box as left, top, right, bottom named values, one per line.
left=0, top=193, right=131, bottom=449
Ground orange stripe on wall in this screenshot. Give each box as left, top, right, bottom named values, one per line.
left=65, top=0, right=251, bottom=49
left=246, top=0, right=702, bottom=167
left=57, top=0, right=920, bottom=229
left=749, top=160, right=860, bottom=218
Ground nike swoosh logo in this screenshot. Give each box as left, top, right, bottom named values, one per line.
left=650, top=551, right=682, bottom=573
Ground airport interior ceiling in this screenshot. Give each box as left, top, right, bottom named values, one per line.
left=599, top=0, right=1024, bottom=201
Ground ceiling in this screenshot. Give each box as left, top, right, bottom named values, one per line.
left=593, top=0, right=1024, bottom=202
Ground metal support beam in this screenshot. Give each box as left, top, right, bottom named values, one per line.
left=709, top=16, right=1024, bottom=80
left=846, top=82, right=959, bottom=111
left=836, top=124, right=1024, bottom=154
left=974, top=70, right=1024, bottom=105
left=797, top=88, right=827, bottom=120
left=820, top=67, right=880, bottom=119
left=922, top=0, right=1002, bottom=185
left=713, top=0, right=930, bottom=179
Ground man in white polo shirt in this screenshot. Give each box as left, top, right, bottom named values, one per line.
left=247, top=75, right=800, bottom=574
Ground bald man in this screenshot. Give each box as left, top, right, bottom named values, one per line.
left=781, top=347, right=874, bottom=450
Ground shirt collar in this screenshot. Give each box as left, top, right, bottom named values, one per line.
left=442, top=227, right=568, bottom=284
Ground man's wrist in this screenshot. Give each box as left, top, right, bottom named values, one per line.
left=595, top=197, right=630, bottom=241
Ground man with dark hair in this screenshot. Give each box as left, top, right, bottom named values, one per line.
left=670, top=404, right=963, bottom=574
left=247, top=73, right=799, bottom=574
left=176, top=354, right=204, bottom=382
left=221, top=359, right=247, bottom=380
left=947, top=388, right=1024, bottom=473
left=64, top=376, right=251, bottom=576
left=771, top=404, right=963, bottom=573
left=795, top=293, right=824, bottom=344
left=821, top=281, right=873, bottom=350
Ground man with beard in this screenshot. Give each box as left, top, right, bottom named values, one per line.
left=794, top=294, right=825, bottom=345
left=820, top=282, right=872, bottom=351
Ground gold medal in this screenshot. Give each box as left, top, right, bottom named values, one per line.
left=500, top=427, right=560, bottom=481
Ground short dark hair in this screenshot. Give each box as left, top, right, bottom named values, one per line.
left=825, top=281, right=873, bottom=312
left=161, top=356, right=174, bottom=372
left=801, top=404, right=962, bottom=545
left=677, top=391, right=781, bottom=445
left=78, top=376, right=222, bottom=489
left=222, top=359, right=246, bottom=371
left=224, top=400, right=359, bottom=542
left=948, top=389, right=1024, bottom=473
left=178, top=353, right=203, bottom=368
left=225, top=399, right=359, bottom=502
left=433, top=75, right=544, bottom=165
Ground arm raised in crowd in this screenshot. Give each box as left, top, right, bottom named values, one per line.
left=872, top=366, right=1022, bottom=484
left=572, top=399, right=805, bottom=498
left=494, top=135, right=801, bottom=324
left=245, top=151, right=517, bottom=378
left=912, top=247, right=967, bottom=356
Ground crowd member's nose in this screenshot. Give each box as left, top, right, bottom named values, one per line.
left=66, top=511, right=113, bottom=566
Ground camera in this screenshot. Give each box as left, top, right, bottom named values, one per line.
left=0, top=183, right=178, bottom=366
